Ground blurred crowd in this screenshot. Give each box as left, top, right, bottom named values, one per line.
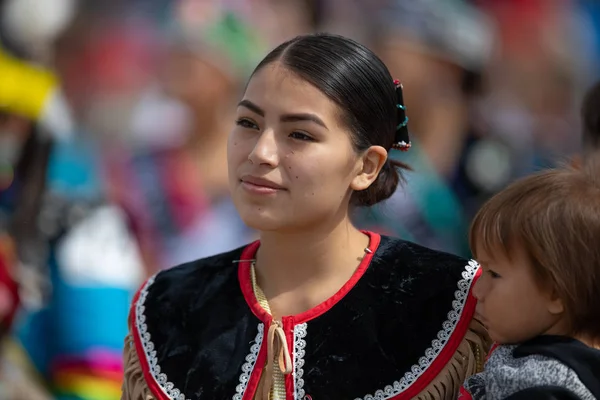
left=0, top=0, right=599, bottom=399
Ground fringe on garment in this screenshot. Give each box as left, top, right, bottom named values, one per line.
left=414, top=319, right=492, bottom=400
left=121, top=319, right=492, bottom=400
left=121, top=333, right=155, bottom=400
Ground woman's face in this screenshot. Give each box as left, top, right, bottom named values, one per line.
left=227, top=63, right=384, bottom=232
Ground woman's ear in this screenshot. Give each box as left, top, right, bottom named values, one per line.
left=350, top=145, right=388, bottom=191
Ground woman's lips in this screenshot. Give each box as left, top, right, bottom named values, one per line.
left=240, top=175, right=285, bottom=195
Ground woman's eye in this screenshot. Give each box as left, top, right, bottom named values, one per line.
left=289, top=131, right=314, bottom=141
left=236, top=118, right=258, bottom=130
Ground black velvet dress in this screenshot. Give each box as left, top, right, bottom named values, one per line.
left=122, top=232, right=490, bottom=400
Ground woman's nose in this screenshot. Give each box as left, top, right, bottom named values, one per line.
left=248, top=129, right=279, bottom=167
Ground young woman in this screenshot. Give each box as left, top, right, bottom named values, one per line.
left=122, top=33, right=490, bottom=400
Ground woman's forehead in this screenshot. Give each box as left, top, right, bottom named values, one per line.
left=243, top=63, right=340, bottom=119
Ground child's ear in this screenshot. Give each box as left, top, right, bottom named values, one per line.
left=546, top=288, right=564, bottom=315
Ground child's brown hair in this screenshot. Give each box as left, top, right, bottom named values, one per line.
left=469, top=159, right=600, bottom=338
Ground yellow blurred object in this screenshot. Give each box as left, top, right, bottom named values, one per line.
left=0, top=46, right=58, bottom=121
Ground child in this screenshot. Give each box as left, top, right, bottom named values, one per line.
left=461, top=161, right=600, bottom=399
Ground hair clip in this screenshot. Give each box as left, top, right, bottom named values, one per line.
left=391, top=141, right=412, bottom=151
left=393, top=80, right=411, bottom=151
left=396, top=116, right=409, bottom=130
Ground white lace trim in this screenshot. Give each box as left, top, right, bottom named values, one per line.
left=135, top=275, right=190, bottom=400
left=293, top=323, right=308, bottom=400
left=355, top=260, right=480, bottom=400
left=233, top=323, right=265, bottom=400
left=136, top=275, right=266, bottom=400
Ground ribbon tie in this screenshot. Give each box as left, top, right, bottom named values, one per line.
left=258, top=320, right=293, bottom=400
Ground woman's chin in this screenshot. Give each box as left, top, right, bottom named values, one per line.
left=238, top=207, right=285, bottom=232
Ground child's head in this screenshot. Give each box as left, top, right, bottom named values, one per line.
left=470, top=163, right=600, bottom=345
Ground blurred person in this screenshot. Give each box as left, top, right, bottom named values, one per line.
left=0, top=113, right=55, bottom=400
left=122, top=9, right=264, bottom=268
left=51, top=6, right=177, bottom=273
left=51, top=5, right=157, bottom=144
left=5, top=6, right=148, bottom=400
left=0, top=112, right=44, bottom=321
left=375, top=0, right=493, bottom=178
left=0, top=115, right=52, bottom=400
left=0, top=30, right=61, bottom=311
left=162, top=10, right=262, bottom=201
left=0, top=45, right=68, bottom=257
left=477, top=0, right=593, bottom=167
left=0, top=42, right=78, bottom=399
left=122, top=33, right=490, bottom=400
left=354, top=0, right=495, bottom=256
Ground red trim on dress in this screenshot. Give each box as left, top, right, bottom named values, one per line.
left=130, top=277, right=172, bottom=400
left=459, top=386, right=474, bottom=399
left=388, top=267, right=482, bottom=399
left=241, top=322, right=269, bottom=400
left=283, top=317, right=296, bottom=400
left=237, top=231, right=381, bottom=325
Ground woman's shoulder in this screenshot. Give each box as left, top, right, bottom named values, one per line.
left=375, top=234, right=477, bottom=276
left=133, top=244, right=249, bottom=312
left=158, top=244, right=247, bottom=281
left=351, top=235, right=480, bottom=318
left=328, top=234, right=487, bottom=399
left=363, top=235, right=479, bottom=318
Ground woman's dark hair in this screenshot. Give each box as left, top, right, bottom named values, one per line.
left=250, top=33, right=410, bottom=207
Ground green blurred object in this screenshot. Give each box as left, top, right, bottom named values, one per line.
left=206, top=13, right=265, bottom=77
left=171, top=11, right=266, bottom=80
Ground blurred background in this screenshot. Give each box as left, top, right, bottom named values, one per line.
left=0, top=0, right=598, bottom=398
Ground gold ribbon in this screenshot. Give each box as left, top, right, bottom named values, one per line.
left=258, top=320, right=293, bottom=400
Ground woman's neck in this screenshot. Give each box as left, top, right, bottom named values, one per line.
left=253, top=217, right=371, bottom=311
